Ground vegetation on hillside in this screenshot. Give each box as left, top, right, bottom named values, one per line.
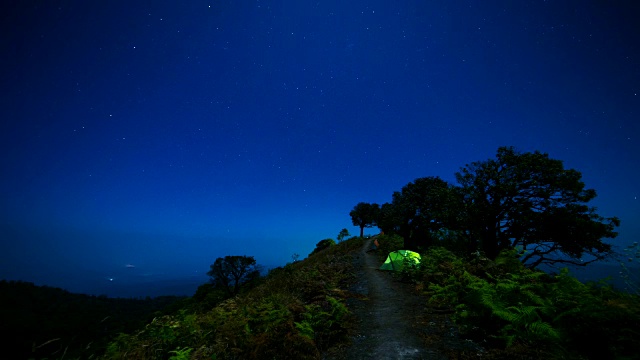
left=0, top=280, right=185, bottom=360
left=100, top=236, right=366, bottom=360
left=207, top=255, right=261, bottom=296
left=418, top=247, right=638, bottom=358
left=309, top=238, right=337, bottom=256
left=4, top=235, right=639, bottom=359
left=1, top=238, right=365, bottom=359
left=3, top=146, right=637, bottom=359
left=373, top=235, right=640, bottom=359
left=358, top=146, right=637, bottom=358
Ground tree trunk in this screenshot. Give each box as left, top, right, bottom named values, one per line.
left=482, top=224, right=500, bottom=260
left=360, top=225, right=364, bottom=238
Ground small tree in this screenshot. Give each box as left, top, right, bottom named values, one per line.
left=337, top=228, right=350, bottom=242
left=350, top=202, right=380, bottom=237
left=207, top=255, right=261, bottom=296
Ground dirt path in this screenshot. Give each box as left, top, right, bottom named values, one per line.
left=326, top=237, right=451, bottom=360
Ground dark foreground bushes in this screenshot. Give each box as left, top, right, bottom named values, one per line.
left=403, top=247, right=640, bottom=359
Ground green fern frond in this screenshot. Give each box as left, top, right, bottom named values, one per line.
left=507, top=305, right=541, bottom=325
left=493, top=309, right=517, bottom=322
left=294, top=321, right=315, bottom=340
left=526, top=321, right=560, bottom=341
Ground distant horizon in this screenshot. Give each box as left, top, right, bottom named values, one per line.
left=2, top=248, right=637, bottom=299
left=0, top=221, right=362, bottom=294
left=0, top=227, right=381, bottom=298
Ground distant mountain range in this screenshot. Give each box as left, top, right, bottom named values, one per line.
left=92, top=275, right=207, bottom=298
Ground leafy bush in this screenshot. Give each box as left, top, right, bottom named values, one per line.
left=168, top=347, right=193, bottom=360
left=191, top=283, right=230, bottom=312
left=294, top=296, right=350, bottom=349
left=549, top=268, right=640, bottom=359
left=412, top=247, right=640, bottom=358
left=456, top=271, right=559, bottom=347
left=376, top=234, right=404, bottom=259
left=403, top=247, right=466, bottom=291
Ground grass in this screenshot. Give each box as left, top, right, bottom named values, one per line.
left=101, top=236, right=367, bottom=360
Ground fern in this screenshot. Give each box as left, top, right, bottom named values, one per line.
left=168, top=346, right=193, bottom=360
left=294, top=320, right=315, bottom=340
left=418, top=245, right=640, bottom=357
left=293, top=296, right=349, bottom=343
left=526, top=321, right=560, bottom=341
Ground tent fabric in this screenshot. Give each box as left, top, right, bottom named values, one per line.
left=379, top=250, right=421, bottom=271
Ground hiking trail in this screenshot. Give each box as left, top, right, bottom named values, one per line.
left=325, top=237, right=479, bottom=360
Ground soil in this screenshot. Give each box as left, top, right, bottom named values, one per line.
left=324, top=237, right=483, bottom=360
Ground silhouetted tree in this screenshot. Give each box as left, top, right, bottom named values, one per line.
left=350, top=202, right=380, bottom=237
left=455, top=146, right=620, bottom=267
left=207, top=256, right=261, bottom=296
left=378, top=176, right=463, bottom=250
left=377, top=202, right=398, bottom=236
left=336, top=228, right=350, bottom=242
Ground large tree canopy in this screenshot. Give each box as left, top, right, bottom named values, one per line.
left=349, top=202, right=380, bottom=237
left=455, top=146, right=619, bottom=267
left=207, top=255, right=261, bottom=296
left=351, top=146, right=620, bottom=269
left=378, top=176, right=462, bottom=250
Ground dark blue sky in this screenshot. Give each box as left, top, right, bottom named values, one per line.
left=1, top=1, right=639, bottom=297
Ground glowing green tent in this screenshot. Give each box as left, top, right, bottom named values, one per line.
left=379, top=250, right=421, bottom=271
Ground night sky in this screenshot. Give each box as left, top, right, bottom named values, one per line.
left=1, top=1, right=639, bottom=297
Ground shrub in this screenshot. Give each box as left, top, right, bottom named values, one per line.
left=294, top=296, right=350, bottom=350
left=414, top=247, right=640, bottom=358
left=309, top=238, right=336, bottom=256
left=376, top=234, right=404, bottom=259
left=550, top=268, right=640, bottom=359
